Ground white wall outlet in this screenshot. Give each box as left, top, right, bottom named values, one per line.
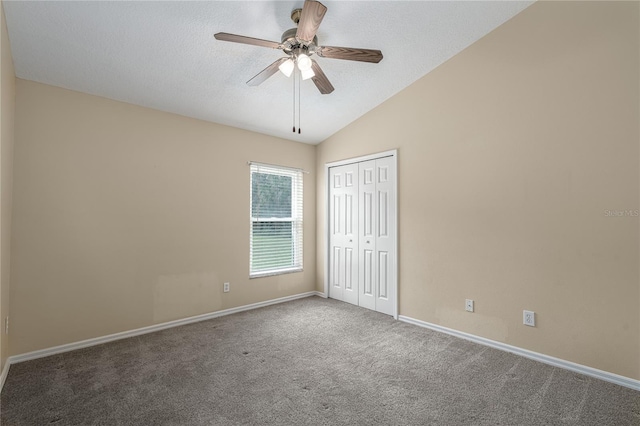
left=523, top=310, right=535, bottom=327
left=4, top=317, right=8, bottom=335
left=465, top=299, right=474, bottom=312
left=223, top=282, right=230, bottom=293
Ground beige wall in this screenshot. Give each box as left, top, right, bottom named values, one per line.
left=11, top=80, right=316, bottom=355
left=0, top=1, right=15, bottom=373
left=317, top=1, right=639, bottom=379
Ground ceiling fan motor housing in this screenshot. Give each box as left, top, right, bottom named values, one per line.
left=281, top=27, right=318, bottom=57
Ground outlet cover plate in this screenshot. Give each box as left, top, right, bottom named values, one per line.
left=523, top=310, right=535, bottom=326
left=465, top=299, right=474, bottom=312
left=223, top=282, right=230, bottom=293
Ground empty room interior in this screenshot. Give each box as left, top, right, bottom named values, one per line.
left=0, top=0, right=638, bottom=424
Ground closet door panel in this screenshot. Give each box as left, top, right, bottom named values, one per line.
left=329, top=163, right=359, bottom=305
left=373, top=156, right=395, bottom=315
left=358, top=160, right=376, bottom=310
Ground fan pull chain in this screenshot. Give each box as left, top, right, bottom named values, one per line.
left=292, top=69, right=296, bottom=133
left=298, top=70, right=301, bottom=134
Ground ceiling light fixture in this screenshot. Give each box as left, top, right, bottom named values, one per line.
left=278, top=58, right=295, bottom=77
left=300, top=67, right=315, bottom=81
left=279, top=53, right=314, bottom=80
left=296, top=53, right=312, bottom=71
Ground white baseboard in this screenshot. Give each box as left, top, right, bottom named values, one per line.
left=7, top=291, right=322, bottom=368
left=399, top=315, right=640, bottom=392
left=0, top=358, right=9, bottom=393
left=6, top=293, right=634, bottom=395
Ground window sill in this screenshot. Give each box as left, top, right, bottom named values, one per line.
left=249, top=267, right=303, bottom=279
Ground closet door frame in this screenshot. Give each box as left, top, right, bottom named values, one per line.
left=324, top=149, right=398, bottom=319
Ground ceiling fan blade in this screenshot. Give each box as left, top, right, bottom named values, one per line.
left=317, top=46, right=383, bottom=63
left=214, top=32, right=281, bottom=49
left=247, top=58, right=289, bottom=86
left=296, top=0, right=327, bottom=43
left=310, top=60, right=334, bottom=95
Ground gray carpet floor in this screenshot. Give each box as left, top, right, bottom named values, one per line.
left=1, top=296, right=638, bottom=425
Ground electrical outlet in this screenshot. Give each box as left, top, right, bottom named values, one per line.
left=4, top=317, right=8, bottom=335
left=465, top=299, right=474, bottom=312
left=223, top=282, right=230, bottom=293
left=523, top=310, right=535, bottom=327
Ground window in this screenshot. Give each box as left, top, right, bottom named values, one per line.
left=250, top=163, right=303, bottom=277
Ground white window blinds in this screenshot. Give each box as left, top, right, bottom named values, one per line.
left=250, top=163, right=303, bottom=277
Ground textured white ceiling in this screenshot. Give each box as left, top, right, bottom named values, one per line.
left=4, top=1, right=533, bottom=144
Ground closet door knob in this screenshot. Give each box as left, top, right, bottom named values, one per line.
left=349, top=239, right=353, bottom=243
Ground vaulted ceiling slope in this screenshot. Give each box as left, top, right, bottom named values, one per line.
left=4, top=1, right=533, bottom=144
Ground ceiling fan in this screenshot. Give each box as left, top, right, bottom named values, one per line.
left=214, top=0, right=383, bottom=95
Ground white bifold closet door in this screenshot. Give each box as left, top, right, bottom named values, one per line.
left=329, top=155, right=396, bottom=316
left=329, top=163, right=359, bottom=306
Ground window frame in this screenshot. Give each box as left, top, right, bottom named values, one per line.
left=249, top=163, right=303, bottom=278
